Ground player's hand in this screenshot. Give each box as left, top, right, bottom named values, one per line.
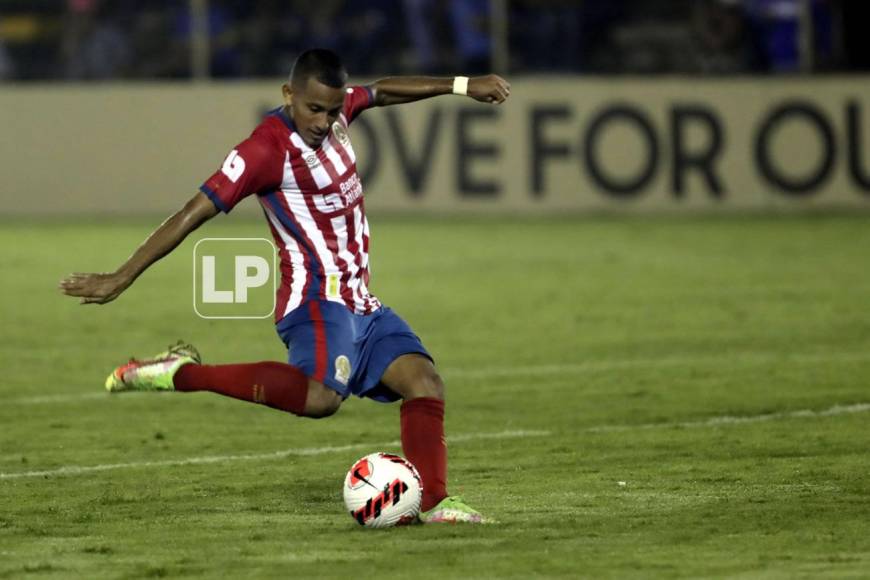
left=467, top=74, right=511, bottom=105
left=58, top=272, right=130, bottom=305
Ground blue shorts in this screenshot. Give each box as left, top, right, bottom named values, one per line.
left=275, top=301, right=431, bottom=403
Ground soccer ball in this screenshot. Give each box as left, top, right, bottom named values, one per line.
left=343, top=452, right=422, bottom=528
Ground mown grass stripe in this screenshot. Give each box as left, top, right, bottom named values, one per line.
left=6, top=351, right=870, bottom=405
left=0, top=429, right=550, bottom=481
left=586, top=402, right=870, bottom=432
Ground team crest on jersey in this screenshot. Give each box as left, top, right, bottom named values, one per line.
left=332, top=122, right=350, bottom=146
left=335, top=355, right=352, bottom=385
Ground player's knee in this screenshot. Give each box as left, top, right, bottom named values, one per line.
left=407, top=367, right=445, bottom=400
left=304, top=382, right=342, bottom=418
left=427, top=370, right=445, bottom=400
left=306, top=395, right=341, bottom=418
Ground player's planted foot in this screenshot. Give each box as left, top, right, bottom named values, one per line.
left=105, top=341, right=201, bottom=393
left=419, top=496, right=487, bottom=524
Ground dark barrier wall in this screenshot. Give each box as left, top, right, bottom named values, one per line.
left=1, top=78, right=869, bottom=215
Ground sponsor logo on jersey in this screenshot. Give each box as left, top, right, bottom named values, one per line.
left=339, top=174, right=363, bottom=205
left=303, top=153, right=318, bottom=168
left=335, top=354, right=352, bottom=385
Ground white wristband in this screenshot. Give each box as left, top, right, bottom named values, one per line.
left=452, top=76, right=469, bottom=96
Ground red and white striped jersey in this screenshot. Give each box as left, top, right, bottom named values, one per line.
left=200, top=86, right=381, bottom=322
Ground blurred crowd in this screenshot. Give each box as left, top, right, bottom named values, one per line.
left=0, top=0, right=868, bottom=81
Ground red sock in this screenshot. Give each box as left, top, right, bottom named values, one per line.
left=174, top=362, right=309, bottom=416
left=401, top=397, right=448, bottom=511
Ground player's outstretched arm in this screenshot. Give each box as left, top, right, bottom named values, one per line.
left=59, top=191, right=219, bottom=305
left=370, top=75, right=511, bottom=107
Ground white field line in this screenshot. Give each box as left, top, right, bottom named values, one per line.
left=586, top=402, right=870, bottom=433
left=5, top=351, right=870, bottom=406
left=0, top=429, right=550, bottom=481
left=5, top=392, right=112, bottom=405
left=3, top=402, right=869, bottom=481
left=445, top=351, right=870, bottom=379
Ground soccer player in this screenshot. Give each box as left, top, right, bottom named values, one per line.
left=59, top=49, right=510, bottom=524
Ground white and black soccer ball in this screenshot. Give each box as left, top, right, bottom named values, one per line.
left=343, top=452, right=422, bottom=528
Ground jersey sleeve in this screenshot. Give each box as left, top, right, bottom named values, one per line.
left=199, top=130, right=283, bottom=213
left=343, top=85, right=375, bottom=124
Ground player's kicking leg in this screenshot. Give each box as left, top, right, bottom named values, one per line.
left=379, top=353, right=487, bottom=524
left=105, top=340, right=341, bottom=418
left=107, top=329, right=486, bottom=522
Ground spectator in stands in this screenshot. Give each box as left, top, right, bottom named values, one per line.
left=509, top=1, right=624, bottom=73
left=236, top=0, right=284, bottom=77
left=402, top=0, right=437, bottom=72
left=744, top=0, right=833, bottom=72
left=170, top=2, right=241, bottom=78
left=0, top=18, right=15, bottom=80
left=127, top=5, right=177, bottom=78
left=448, top=0, right=490, bottom=74
left=61, top=0, right=131, bottom=80
left=341, top=0, right=405, bottom=75
left=692, top=0, right=758, bottom=73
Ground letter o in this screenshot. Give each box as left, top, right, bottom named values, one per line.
left=755, top=102, right=835, bottom=196
left=584, top=106, right=659, bottom=197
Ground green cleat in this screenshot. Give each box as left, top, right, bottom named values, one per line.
left=419, top=496, right=488, bottom=524
left=105, top=341, right=201, bottom=393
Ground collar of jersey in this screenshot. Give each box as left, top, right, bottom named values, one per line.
left=268, top=106, right=298, bottom=133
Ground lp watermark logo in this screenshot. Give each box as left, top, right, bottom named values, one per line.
left=193, top=238, right=277, bottom=319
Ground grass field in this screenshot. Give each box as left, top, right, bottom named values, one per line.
left=1, top=214, right=869, bottom=579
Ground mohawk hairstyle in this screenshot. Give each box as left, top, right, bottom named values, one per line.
left=289, top=49, right=348, bottom=89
